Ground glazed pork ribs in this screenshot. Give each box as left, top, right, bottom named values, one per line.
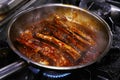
left=16, top=15, right=96, bottom=67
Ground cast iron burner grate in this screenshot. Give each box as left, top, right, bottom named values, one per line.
left=0, top=0, right=120, bottom=80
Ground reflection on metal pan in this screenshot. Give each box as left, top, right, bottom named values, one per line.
left=7, top=4, right=112, bottom=70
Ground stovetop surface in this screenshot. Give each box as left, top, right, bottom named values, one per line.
left=0, top=0, right=120, bottom=80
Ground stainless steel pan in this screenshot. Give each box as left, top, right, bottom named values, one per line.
left=0, top=4, right=113, bottom=79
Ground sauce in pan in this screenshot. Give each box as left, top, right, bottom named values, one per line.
left=15, top=15, right=107, bottom=67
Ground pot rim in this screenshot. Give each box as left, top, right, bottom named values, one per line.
left=7, top=3, right=113, bottom=70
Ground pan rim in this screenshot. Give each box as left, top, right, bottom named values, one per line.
left=7, top=3, right=113, bottom=70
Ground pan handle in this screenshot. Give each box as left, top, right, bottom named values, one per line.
left=0, top=60, right=27, bottom=79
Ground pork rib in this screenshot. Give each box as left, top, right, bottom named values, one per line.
left=16, top=30, right=72, bottom=66
left=36, top=33, right=81, bottom=61
left=53, top=15, right=96, bottom=46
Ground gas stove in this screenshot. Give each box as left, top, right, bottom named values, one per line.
left=0, top=0, right=120, bottom=80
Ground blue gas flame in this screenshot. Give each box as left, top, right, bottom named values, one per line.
left=43, top=72, right=71, bottom=78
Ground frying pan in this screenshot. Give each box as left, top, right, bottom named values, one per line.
left=1, top=4, right=113, bottom=78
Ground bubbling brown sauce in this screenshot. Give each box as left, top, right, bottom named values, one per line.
left=16, top=15, right=107, bottom=67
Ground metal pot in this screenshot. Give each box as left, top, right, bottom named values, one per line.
left=0, top=4, right=113, bottom=79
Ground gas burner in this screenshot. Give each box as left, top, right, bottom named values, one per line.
left=43, top=71, right=71, bottom=79
left=27, top=66, right=91, bottom=80
left=28, top=66, right=71, bottom=79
